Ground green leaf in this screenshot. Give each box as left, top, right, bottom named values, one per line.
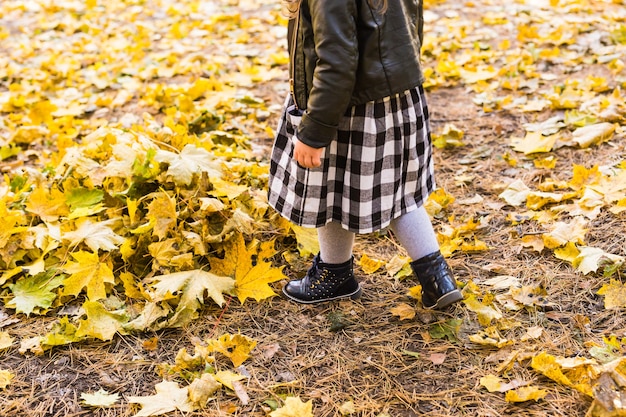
left=65, top=188, right=104, bottom=210
left=428, top=319, right=462, bottom=343
left=7, top=272, right=65, bottom=316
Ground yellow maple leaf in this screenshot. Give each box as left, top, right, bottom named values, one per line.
left=80, top=389, right=120, bottom=408
left=597, top=280, right=626, bottom=310
left=425, top=187, right=455, bottom=216
left=480, top=375, right=506, bottom=393
left=504, top=386, right=547, bottom=403
left=469, top=329, right=512, bottom=348
left=463, top=294, right=502, bottom=326
left=63, top=218, right=125, bottom=252
left=214, top=370, right=246, bottom=390
left=554, top=241, right=580, bottom=263
left=0, top=198, right=28, bottom=249
left=41, top=317, right=82, bottom=349
left=0, top=332, right=14, bottom=350
left=521, top=235, right=545, bottom=252
left=358, top=254, right=386, bottom=274
left=29, top=99, right=57, bottom=125
left=75, top=301, right=129, bottom=341
left=531, top=352, right=596, bottom=396
left=390, top=303, right=416, bottom=320
left=572, top=122, right=615, bottom=148
left=25, top=185, right=70, bottom=222
left=511, top=131, right=558, bottom=154
left=207, top=333, right=257, bottom=367
left=147, top=192, right=177, bottom=240
left=188, top=373, right=221, bottom=405
left=569, top=164, right=602, bottom=191
left=0, top=369, right=15, bottom=390
left=270, top=396, right=314, bottom=417
left=498, top=179, right=530, bottom=206
left=291, top=224, right=320, bottom=257
left=588, top=169, right=626, bottom=205
left=542, top=217, right=588, bottom=249
left=61, top=251, right=115, bottom=301
left=154, top=144, right=222, bottom=186
left=148, top=238, right=181, bottom=269
left=432, top=123, right=465, bottom=149
left=127, top=380, right=195, bottom=416
left=573, top=247, right=625, bottom=275
left=533, top=156, right=557, bottom=169
left=210, top=233, right=285, bottom=303
left=150, top=269, right=235, bottom=327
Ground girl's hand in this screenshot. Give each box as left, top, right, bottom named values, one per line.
left=293, top=138, right=324, bottom=168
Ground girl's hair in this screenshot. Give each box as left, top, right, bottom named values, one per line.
left=282, top=0, right=387, bottom=18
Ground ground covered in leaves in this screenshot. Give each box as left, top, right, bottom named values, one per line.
left=1, top=0, right=625, bottom=416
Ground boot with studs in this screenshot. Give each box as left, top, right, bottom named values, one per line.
left=282, top=254, right=362, bottom=304
left=410, top=251, right=462, bottom=309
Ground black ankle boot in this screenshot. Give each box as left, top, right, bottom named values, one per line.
left=283, top=254, right=362, bottom=304
left=410, top=251, right=462, bottom=309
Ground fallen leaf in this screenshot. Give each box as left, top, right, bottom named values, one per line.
left=0, top=332, right=14, bottom=350
left=390, top=303, right=416, bottom=320
left=338, top=400, right=356, bottom=415
left=270, top=396, right=314, bottom=417
left=80, top=389, right=120, bottom=408
left=188, top=373, right=221, bottom=405
left=7, top=272, right=65, bottom=316
left=504, top=386, right=548, bottom=402
left=0, top=369, right=15, bottom=390
left=61, top=251, right=115, bottom=301
left=63, top=219, right=124, bottom=252
left=75, top=301, right=129, bottom=341
left=597, top=280, right=626, bottom=310
left=571, top=122, right=615, bottom=148
left=150, top=269, right=235, bottom=327
left=358, top=254, right=386, bottom=274
left=127, top=380, right=194, bottom=416
left=429, top=353, right=447, bottom=365
left=207, top=333, right=257, bottom=368
left=210, top=233, right=285, bottom=303
left=154, top=144, right=222, bottom=185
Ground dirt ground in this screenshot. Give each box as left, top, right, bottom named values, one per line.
left=1, top=0, right=626, bottom=416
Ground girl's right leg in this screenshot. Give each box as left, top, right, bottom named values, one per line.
left=318, top=221, right=355, bottom=264
left=282, top=222, right=361, bottom=304
left=389, top=206, right=462, bottom=309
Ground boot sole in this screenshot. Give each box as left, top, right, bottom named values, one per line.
left=282, top=285, right=362, bottom=305
left=427, top=289, right=463, bottom=310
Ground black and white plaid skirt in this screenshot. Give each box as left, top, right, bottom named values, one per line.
left=267, top=86, right=435, bottom=234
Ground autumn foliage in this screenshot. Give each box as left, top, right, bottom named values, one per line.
left=0, top=0, right=625, bottom=415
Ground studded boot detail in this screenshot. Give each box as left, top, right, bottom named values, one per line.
left=282, top=254, right=362, bottom=304
left=410, top=251, right=462, bottom=309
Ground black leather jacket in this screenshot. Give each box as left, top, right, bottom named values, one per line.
left=288, top=0, right=425, bottom=148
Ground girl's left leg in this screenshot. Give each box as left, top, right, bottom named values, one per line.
left=282, top=222, right=361, bottom=304
left=389, top=207, right=462, bottom=309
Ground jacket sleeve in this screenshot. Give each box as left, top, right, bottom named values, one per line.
left=297, top=0, right=359, bottom=148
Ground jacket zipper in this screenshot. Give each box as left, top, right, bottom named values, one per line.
left=289, top=9, right=300, bottom=110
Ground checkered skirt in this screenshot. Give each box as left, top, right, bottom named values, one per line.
left=267, top=86, right=435, bottom=234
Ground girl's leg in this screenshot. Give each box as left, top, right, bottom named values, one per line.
left=388, top=206, right=439, bottom=260
left=390, top=206, right=462, bottom=310
left=318, top=221, right=355, bottom=264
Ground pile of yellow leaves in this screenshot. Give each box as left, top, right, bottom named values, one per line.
left=0, top=0, right=293, bottom=352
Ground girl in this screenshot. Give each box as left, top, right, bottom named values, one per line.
left=267, top=0, right=462, bottom=309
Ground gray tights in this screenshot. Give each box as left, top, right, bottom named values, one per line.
left=317, top=206, right=440, bottom=264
